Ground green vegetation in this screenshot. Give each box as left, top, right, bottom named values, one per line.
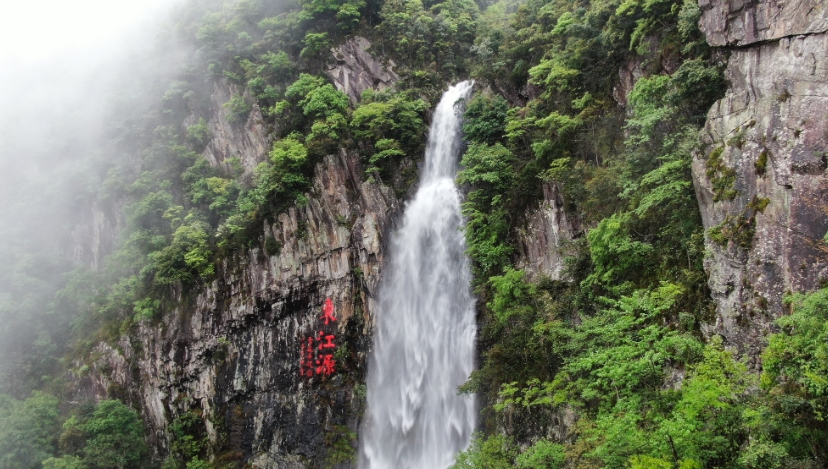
left=163, top=411, right=211, bottom=469
left=0, top=397, right=148, bottom=469
left=705, top=145, right=738, bottom=202
left=351, top=89, right=427, bottom=178
left=0, top=392, right=60, bottom=469
left=761, top=288, right=828, bottom=463
left=2, top=0, right=465, bottom=464
left=69, top=400, right=149, bottom=469
left=374, top=0, right=479, bottom=82
left=458, top=143, right=515, bottom=278
left=462, top=95, right=509, bottom=145
left=223, top=95, right=252, bottom=124
left=446, top=0, right=828, bottom=467
left=755, top=149, right=769, bottom=176
left=4, top=0, right=828, bottom=466
left=707, top=196, right=769, bottom=249
left=324, top=425, right=358, bottom=468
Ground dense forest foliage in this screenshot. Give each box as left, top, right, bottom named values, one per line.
left=1, top=0, right=827, bottom=467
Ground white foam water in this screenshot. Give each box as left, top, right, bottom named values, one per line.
left=359, top=81, right=477, bottom=469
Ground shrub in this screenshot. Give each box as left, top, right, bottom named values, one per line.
left=186, top=118, right=212, bottom=149
left=450, top=434, right=517, bottom=469
left=149, top=219, right=214, bottom=285
left=223, top=95, right=252, bottom=124
left=63, top=400, right=148, bottom=469
left=463, top=94, right=510, bottom=145
left=0, top=392, right=60, bottom=469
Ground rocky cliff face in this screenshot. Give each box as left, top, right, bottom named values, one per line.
left=83, top=150, right=401, bottom=468
left=72, top=46, right=404, bottom=468
left=325, top=37, right=399, bottom=105
left=699, top=0, right=828, bottom=47
left=200, top=80, right=270, bottom=179
left=515, top=182, right=580, bottom=281
left=693, top=0, right=828, bottom=360
left=69, top=199, right=122, bottom=271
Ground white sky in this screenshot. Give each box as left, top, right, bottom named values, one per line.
left=0, top=0, right=184, bottom=174
left=0, top=0, right=177, bottom=66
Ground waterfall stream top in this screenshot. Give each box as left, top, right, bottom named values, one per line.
left=359, top=81, right=477, bottom=469
left=422, top=80, right=475, bottom=182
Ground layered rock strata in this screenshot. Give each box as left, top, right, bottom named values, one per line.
left=699, top=0, right=828, bottom=47
left=693, top=0, right=828, bottom=359
left=74, top=48, right=406, bottom=467
left=82, top=150, right=401, bottom=468
left=201, top=80, right=270, bottom=179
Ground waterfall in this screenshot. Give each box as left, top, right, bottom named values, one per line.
left=359, top=81, right=477, bottom=469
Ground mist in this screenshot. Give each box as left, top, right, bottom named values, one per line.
left=0, top=0, right=186, bottom=396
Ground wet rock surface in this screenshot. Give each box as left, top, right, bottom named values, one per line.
left=69, top=199, right=122, bottom=271
left=67, top=41, right=413, bottom=467
left=693, top=0, right=828, bottom=360
left=79, top=150, right=401, bottom=468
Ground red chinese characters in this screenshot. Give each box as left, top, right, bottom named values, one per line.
left=300, top=337, right=315, bottom=377
left=316, top=354, right=335, bottom=375
left=300, top=297, right=338, bottom=378
left=318, top=331, right=336, bottom=350
left=321, top=298, right=337, bottom=325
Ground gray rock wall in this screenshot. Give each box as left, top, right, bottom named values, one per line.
left=699, top=0, right=828, bottom=47
left=515, top=182, right=580, bottom=281
left=74, top=51, right=404, bottom=467
left=325, top=37, right=399, bottom=105
left=69, top=199, right=122, bottom=271
left=693, top=0, right=828, bottom=360
left=82, top=150, right=401, bottom=468
left=201, top=80, right=270, bottom=179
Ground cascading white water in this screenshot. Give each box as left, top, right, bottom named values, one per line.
left=359, top=81, right=477, bottom=469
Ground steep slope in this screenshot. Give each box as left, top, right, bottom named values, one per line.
left=693, top=0, right=828, bottom=360
left=82, top=151, right=398, bottom=467
left=71, top=43, right=403, bottom=468
left=9, top=0, right=828, bottom=467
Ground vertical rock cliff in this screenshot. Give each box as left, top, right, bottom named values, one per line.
left=200, top=80, right=270, bottom=179
left=692, top=0, right=828, bottom=359
left=515, top=182, right=580, bottom=281
left=75, top=42, right=403, bottom=468
left=83, top=150, right=401, bottom=468
left=326, top=37, right=399, bottom=105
